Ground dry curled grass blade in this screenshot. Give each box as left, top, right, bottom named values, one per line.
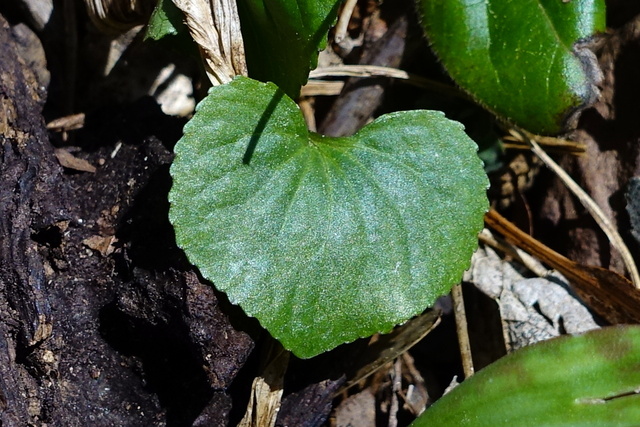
left=83, top=0, right=155, bottom=33
left=172, top=0, right=247, bottom=85
left=238, top=340, right=289, bottom=427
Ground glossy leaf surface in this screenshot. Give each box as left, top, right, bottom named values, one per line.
left=237, top=0, right=341, bottom=98
left=411, top=326, right=640, bottom=426
left=169, top=77, right=488, bottom=358
left=417, top=0, right=606, bottom=134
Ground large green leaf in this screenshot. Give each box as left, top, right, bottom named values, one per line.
left=169, top=76, right=488, bottom=358
left=411, top=326, right=640, bottom=426
left=417, top=0, right=606, bottom=134
left=236, top=0, right=341, bottom=99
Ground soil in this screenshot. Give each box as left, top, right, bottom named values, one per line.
left=1, top=0, right=640, bottom=426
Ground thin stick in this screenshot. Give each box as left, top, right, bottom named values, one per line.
left=388, top=359, right=402, bottom=427
left=310, top=64, right=411, bottom=79
left=451, top=284, right=474, bottom=378
left=300, top=80, right=345, bottom=97
left=334, top=0, right=358, bottom=43
left=512, top=129, right=640, bottom=288
left=309, top=65, right=465, bottom=99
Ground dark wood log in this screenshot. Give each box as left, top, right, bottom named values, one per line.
left=0, top=14, right=254, bottom=425
left=0, top=14, right=66, bottom=424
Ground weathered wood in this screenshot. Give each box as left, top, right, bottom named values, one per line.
left=0, top=14, right=65, bottom=425
left=0, top=13, right=254, bottom=425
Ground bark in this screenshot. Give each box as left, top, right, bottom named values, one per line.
left=0, top=13, right=67, bottom=424
left=0, top=14, right=254, bottom=425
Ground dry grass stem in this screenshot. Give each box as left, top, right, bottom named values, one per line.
left=451, top=284, right=474, bottom=378
left=338, top=310, right=441, bottom=394
left=309, top=65, right=463, bottom=98
left=502, top=134, right=585, bottom=155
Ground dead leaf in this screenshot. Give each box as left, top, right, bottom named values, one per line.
left=485, top=209, right=640, bottom=325
left=467, top=247, right=599, bottom=351
left=334, top=389, right=376, bottom=427
left=82, top=235, right=118, bottom=256
left=626, top=177, right=640, bottom=246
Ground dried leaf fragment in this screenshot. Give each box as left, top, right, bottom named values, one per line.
left=238, top=341, right=289, bottom=427
left=341, top=309, right=441, bottom=392
left=47, top=113, right=85, bottom=132
left=53, top=148, right=96, bottom=173
left=467, top=247, right=599, bottom=350
left=82, top=235, right=118, bottom=256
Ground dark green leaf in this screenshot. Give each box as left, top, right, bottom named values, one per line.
left=411, top=326, right=640, bottom=426
left=145, top=0, right=185, bottom=41
left=417, top=0, right=606, bottom=134
left=237, top=0, right=341, bottom=99
left=169, top=76, right=488, bottom=358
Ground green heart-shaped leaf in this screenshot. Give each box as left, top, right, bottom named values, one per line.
left=417, top=0, right=606, bottom=134
left=411, top=326, right=640, bottom=426
left=237, top=0, right=341, bottom=98
left=169, top=76, right=488, bottom=358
